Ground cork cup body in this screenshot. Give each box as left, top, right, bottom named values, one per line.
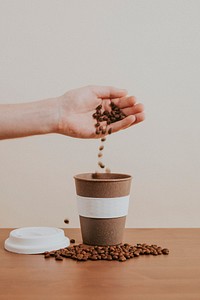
left=74, top=173, right=132, bottom=246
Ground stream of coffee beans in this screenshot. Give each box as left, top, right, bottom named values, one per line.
left=93, top=102, right=126, bottom=176
left=44, top=243, right=169, bottom=262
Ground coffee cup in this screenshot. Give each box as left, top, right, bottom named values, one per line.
left=74, top=173, right=132, bottom=246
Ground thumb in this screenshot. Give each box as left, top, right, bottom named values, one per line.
left=91, top=85, right=128, bottom=99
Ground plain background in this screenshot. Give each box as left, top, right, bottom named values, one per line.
left=0, top=0, right=199, bottom=228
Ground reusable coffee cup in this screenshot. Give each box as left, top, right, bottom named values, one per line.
left=74, top=173, right=132, bottom=246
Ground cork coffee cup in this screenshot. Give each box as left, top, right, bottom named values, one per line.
left=74, top=173, right=132, bottom=246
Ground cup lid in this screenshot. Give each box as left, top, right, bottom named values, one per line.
left=4, top=227, right=70, bottom=254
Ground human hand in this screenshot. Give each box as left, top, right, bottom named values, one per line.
left=56, top=85, right=145, bottom=138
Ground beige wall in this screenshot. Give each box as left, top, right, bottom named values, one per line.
left=0, top=0, right=200, bottom=228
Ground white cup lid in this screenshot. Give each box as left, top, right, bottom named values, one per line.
left=4, top=227, right=70, bottom=254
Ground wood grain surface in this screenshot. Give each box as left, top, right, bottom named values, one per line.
left=0, top=228, right=200, bottom=300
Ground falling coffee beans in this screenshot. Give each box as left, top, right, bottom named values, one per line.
left=43, top=243, right=169, bottom=262
left=93, top=101, right=126, bottom=175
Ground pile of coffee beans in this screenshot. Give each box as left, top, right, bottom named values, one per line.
left=44, top=243, right=169, bottom=262
left=93, top=102, right=126, bottom=175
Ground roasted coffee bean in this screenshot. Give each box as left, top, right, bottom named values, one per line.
left=96, top=129, right=100, bottom=135
left=103, top=110, right=109, bottom=116
left=99, top=145, right=104, bottom=151
left=70, top=239, right=75, bottom=244
left=107, top=255, right=112, bottom=261
left=98, top=152, right=103, bottom=157
left=44, top=252, right=51, bottom=258
left=119, top=256, right=126, bottom=262
left=101, top=137, right=106, bottom=142
left=162, top=248, right=169, bottom=255
left=55, top=255, right=63, bottom=261
left=112, top=255, right=119, bottom=260
left=102, top=129, right=106, bottom=135
left=64, top=219, right=69, bottom=224
left=98, top=161, right=105, bottom=168
left=77, top=254, right=84, bottom=261
left=105, top=168, right=111, bottom=173
left=108, top=128, right=112, bottom=134
left=82, top=256, right=88, bottom=261
left=96, top=104, right=102, bottom=110
left=134, top=251, right=140, bottom=257
left=107, top=120, right=111, bottom=125
left=95, top=123, right=100, bottom=127
left=90, top=255, right=98, bottom=260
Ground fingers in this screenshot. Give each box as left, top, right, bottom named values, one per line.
left=112, top=96, right=137, bottom=109
left=133, top=112, right=145, bottom=125
left=110, top=115, right=136, bottom=133
left=107, top=112, right=145, bottom=135
left=91, top=85, right=128, bottom=99
left=122, top=103, right=144, bottom=116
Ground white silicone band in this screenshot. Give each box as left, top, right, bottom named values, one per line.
left=76, top=195, right=130, bottom=218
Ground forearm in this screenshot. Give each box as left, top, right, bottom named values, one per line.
left=0, top=98, right=59, bottom=140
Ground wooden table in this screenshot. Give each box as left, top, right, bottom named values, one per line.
left=0, top=228, right=200, bottom=300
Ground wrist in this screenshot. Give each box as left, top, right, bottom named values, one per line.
left=43, top=97, right=61, bottom=135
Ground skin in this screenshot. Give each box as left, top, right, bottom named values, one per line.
left=0, top=85, right=145, bottom=140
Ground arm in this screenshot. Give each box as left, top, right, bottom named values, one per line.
left=0, top=98, right=58, bottom=140
left=0, top=85, right=145, bottom=140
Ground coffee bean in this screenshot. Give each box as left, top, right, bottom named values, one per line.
left=44, top=253, right=50, bottom=258
left=70, top=239, right=75, bottom=244
left=105, top=168, right=111, bottom=173
left=90, top=255, right=98, bottom=260
left=112, top=255, right=119, bottom=260
left=95, top=123, right=100, bottom=127
left=96, top=104, right=102, bottom=110
left=101, top=137, right=106, bottom=142
left=98, top=161, right=105, bottom=168
left=103, top=116, right=108, bottom=121
left=103, top=110, right=109, bottom=116
left=99, top=145, right=104, bottom=151
left=107, top=255, right=112, bottom=261
left=107, top=120, right=111, bottom=125
left=96, top=129, right=100, bottom=135
left=98, top=152, right=103, bottom=157
left=108, top=128, right=112, bottom=135
left=134, top=251, right=140, bottom=257
left=77, top=254, right=84, bottom=261
left=162, top=248, right=169, bottom=255
left=55, top=255, right=63, bottom=261
left=119, top=256, right=126, bottom=262
left=64, top=219, right=69, bottom=224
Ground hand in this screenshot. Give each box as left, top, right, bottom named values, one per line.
left=56, top=85, right=145, bottom=138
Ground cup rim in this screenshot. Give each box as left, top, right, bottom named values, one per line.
left=74, top=173, right=132, bottom=182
